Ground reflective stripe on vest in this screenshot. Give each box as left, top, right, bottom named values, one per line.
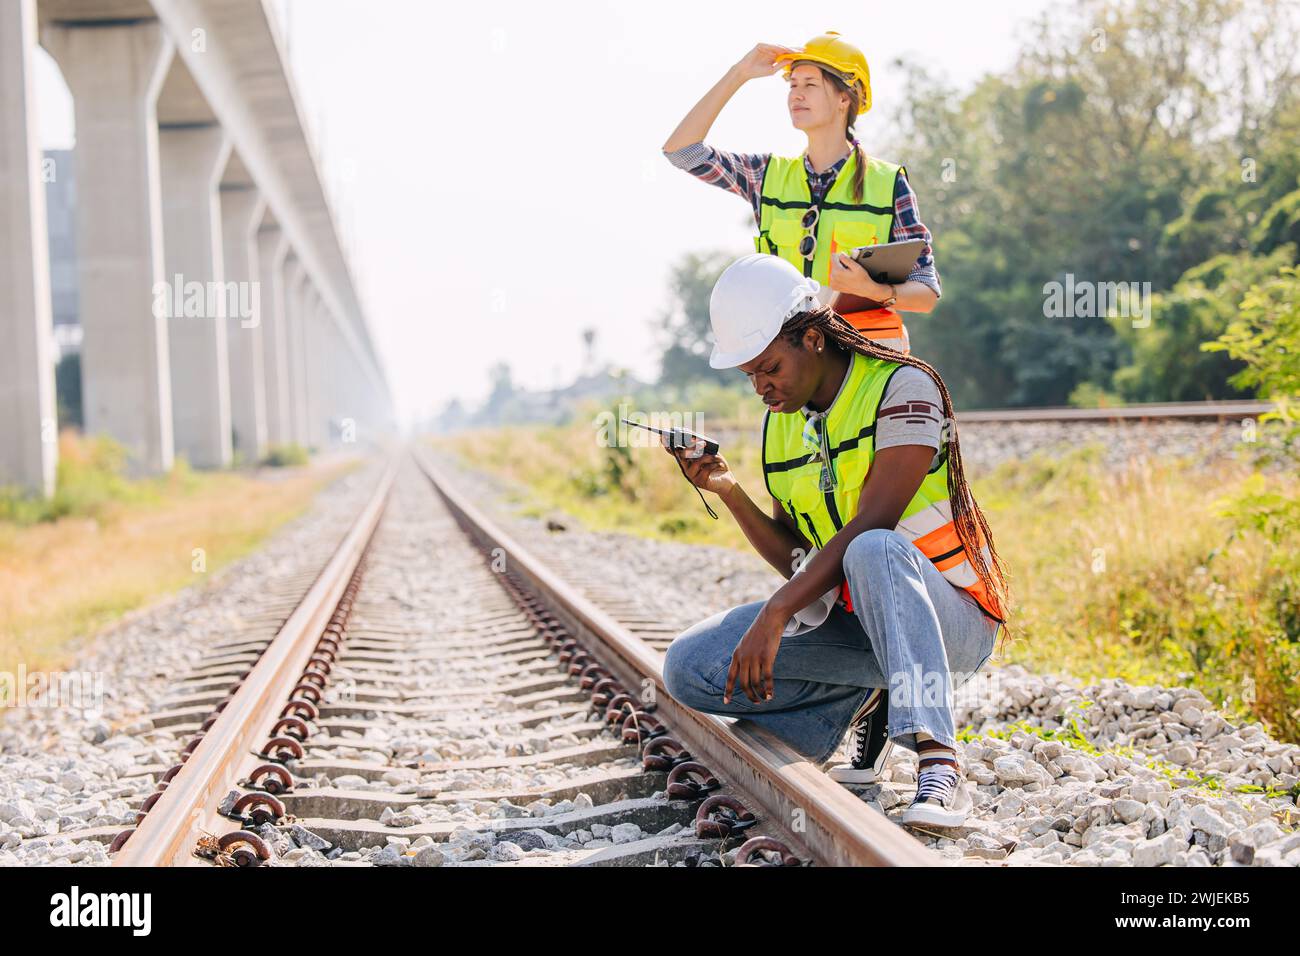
left=761, top=352, right=1005, bottom=622
left=753, top=152, right=912, bottom=353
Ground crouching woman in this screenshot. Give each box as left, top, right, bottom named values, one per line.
left=660, top=253, right=1009, bottom=827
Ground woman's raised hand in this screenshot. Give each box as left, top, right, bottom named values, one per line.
left=733, top=43, right=799, bottom=82
left=662, top=435, right=737, bottom=497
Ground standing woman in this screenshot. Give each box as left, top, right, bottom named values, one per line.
left=662, top=31, right=937, bottom=354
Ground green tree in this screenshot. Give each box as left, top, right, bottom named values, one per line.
left=1205, top=264, right=1300, bottom=429
left=893, top=0, right=1299, bottom=407
left=1111, top=248, right=1293, bottom=401
left=656, top=250, right=733, bottom=387
left=480, top=362, right=517, bottom=425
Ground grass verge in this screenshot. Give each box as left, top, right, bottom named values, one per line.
left=0, top=432, right=352, bottom=697
left=434, top=423, right=1300, bottom=742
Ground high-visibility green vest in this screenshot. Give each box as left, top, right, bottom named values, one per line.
left=754, top=151, right=904, bottom=284
left=762, top=351, right=1005, bottom=621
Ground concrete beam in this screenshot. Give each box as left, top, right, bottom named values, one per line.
left=159, top=122, right=232, bottom=468
left=149, top=0, right=393, bottom=420
left=42, top=17, right=176, bottom=474
left=256, top=226, right=292, bottom=448
left=0, top=0, right=57, bottom=496
left=220, top=185, right=266, bottom=461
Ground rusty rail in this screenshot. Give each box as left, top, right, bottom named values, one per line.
left=699, top=400, right=1275, bottom=445
left=957, top=399, right=1274, bottom=423
left=112, top=456, right=400, bottom=867
left=413, top=446, right=936, bottom=867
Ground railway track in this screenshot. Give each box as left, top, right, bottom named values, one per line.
left=696, top=399, right=1275, bottom=460
left=956, top=399, right=1274, bottom=423
left=87, top=449, right=933, bottom=867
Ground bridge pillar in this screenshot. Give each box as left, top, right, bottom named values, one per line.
left=329, top=314, right=352, bottom=447
left=220, top=186, right=267, bottom=462
left=282, top=257, right=311, bottom=449
left=329, top=321, right=353, bottom=448
left=306, top=290, right=332, bottom=450
left=339, top=349, right=357, bottom=447
left=159, top=124, right=232, bottom=469
left=256, top=228, right=293, bottom=449
left=0, top=0, right=57, bottom=496
left=43, top=19, right=176, bottom=474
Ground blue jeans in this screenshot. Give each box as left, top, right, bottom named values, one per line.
left=662, top=528, right=1000, bottom=765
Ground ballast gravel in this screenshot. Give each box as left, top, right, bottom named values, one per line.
left=424, top=438, right=1300, bottom=868
left=6, top=420, right=1297, bottom=868
left=0, top=462, right=384, bottom=867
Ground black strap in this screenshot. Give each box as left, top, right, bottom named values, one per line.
left=674, top=452, right=718, bottom=520
left=762, top=423, right=877, bottom=475
left=760, top=196, right=892, bottom=214
left=795, top=155, right=847, bottom=278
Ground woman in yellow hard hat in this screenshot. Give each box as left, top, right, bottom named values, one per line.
left=662, top=32, right=937, bottom=353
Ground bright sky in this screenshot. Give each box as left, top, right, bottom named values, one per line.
left=35, top=0, right=1058, bottom=425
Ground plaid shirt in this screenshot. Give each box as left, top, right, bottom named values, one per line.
left=664, top=141, right=940, bottom=296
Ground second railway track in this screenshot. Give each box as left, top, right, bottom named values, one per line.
left=101, top=450, right=932, bottom=867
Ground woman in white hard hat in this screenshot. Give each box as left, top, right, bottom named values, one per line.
left=662, top=31, right=939, bottom=354
left=660, top=254, right=1008, bottom=828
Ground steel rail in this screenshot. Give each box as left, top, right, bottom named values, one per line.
left=112, top=456, right=400, bottom=867
left=701, top=400, right=1274, bottom=442
left=413, top=446, right=937, bottom=867
left=954, top=400, right=1272, bottom=423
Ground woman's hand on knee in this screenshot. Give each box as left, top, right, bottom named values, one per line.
left=724, top=604, right=785, bottom=704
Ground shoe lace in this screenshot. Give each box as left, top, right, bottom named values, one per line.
left=915, top=764, right=958, bottom=804
left=849, top=691, right=881, bottom=766
left=852, top=721, right=870, bottom=764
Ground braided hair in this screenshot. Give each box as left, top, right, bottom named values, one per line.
left=779, top=306, right=1012, bottom=626
left=815, top=67, right=867, bottom=203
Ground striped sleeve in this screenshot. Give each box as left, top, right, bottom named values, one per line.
left=663, top=141, right=770, bottom=223
left=874, top=366, right=944, bottom=466
left=890, top=171, right=941, bottom=298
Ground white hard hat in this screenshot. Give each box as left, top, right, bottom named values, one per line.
left=708, top=254, right=822, bottom=369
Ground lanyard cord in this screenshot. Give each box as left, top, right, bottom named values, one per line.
left=802, top=410, right=836, bottom=491
left=673, top=451, right=719, bottom=520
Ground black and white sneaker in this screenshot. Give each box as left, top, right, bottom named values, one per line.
left=900, top=763, right=971, bottom=827
left=827, top=688, right=893, bottom=784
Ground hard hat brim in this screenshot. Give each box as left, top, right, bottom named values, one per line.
left=776, top=53, right=871, bottom=114
left=708, top=254, right=818, bottom=369
left=709, top=337, right=772, bottom=370
left=777, top=52, right=850, bottom=80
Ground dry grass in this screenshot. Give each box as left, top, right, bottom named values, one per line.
left=978, top=448, right=1299, bottom=733
left=438, top=421, right=769, bottom=548
left=435, top=424, right=1300, bottom=740
left=0, top=434, right=351, bottom=685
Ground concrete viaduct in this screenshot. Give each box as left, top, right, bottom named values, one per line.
left=1, top=0, right=393, bottom=495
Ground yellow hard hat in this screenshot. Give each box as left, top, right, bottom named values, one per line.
left=776, top=31, right=872, bottom=114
